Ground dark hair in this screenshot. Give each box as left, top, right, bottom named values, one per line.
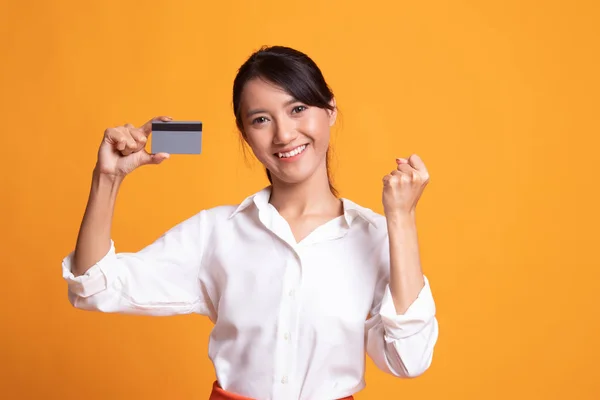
left=232, top=45, right=338, bottom=197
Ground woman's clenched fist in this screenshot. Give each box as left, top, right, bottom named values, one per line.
left=96, top=116, right=172, bottom=177
left=382, top=154, right=430, bottom=218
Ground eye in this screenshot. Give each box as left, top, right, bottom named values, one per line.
left=252, top=116, right=269, bottom=125
left=291, top=105, right=307, bottom=114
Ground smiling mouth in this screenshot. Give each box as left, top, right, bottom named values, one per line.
left=276, top=144, right=308, bottom=159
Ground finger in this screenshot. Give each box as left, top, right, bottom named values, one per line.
left=409, top=154, right=430, bottom=181
left=141, top=115, right=173, bottom=136
left=396, top=157, right=408, bottom=165
left=108, top=127, right=130, bottom=152
left=385, top=172, right=409, bottom=187
left=391, top=166, right=422, bottom=184
left=397, top=164, right=415, bottom=174
left=118, top=128, right=140, bottom=156
left=115, top=138, right=127, bottom=151
left=125, top=125, right=147, bottom=148
left=408, top=154, right=427, bottom=173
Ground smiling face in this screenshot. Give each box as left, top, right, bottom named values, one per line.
left=239, top=77, right=337, bottom=185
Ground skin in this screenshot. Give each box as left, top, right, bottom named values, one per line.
left=239, top=77, right=342, bottom=243
left=71, top=116, right=171, bottom=278
left=239, top=77, right=430, bottom=314
left=72, top=77, right=430, bottom=315
left=383, top=156, right=429, bottom=314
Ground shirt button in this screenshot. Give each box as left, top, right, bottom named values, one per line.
left=281, top=375, right=288, bottom=384
left=288, top=289, right=295, bottom=297
left=284, top=332, right=289, bottom=340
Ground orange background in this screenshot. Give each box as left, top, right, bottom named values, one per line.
left=2, top=0, right=599, bottom=399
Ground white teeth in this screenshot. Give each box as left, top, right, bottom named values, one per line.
left=278, top=145, right=306, bottom=158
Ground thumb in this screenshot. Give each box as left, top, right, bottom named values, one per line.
left=408, top=154, right=426, bottom=171
left=137, top=150, right=170, bottom=166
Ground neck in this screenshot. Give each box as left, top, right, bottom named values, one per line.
left=269, top=165, right=341, bottom=218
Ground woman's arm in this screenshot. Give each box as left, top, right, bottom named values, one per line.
left=71, top=167, right=122, bottom=277
left=72, top=116, right=171, bottom=274
left=382, top=153, right=430, bottom=313
left=61, top=116, right=212, bottom=316
left=386, top=212, right=425, bottom=314
left=365, top=153, right=438, bottom=377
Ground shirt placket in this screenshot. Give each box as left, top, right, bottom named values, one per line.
left=272, top=247, right=301, bottom=398
left=258, top=207, right=302, bottom=398
left=259, top=205, right=349, bottom=399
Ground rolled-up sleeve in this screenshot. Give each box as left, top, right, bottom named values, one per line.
left=366, top=275, right=439, bottom=378
left=62, top=210, right=213, bottom=317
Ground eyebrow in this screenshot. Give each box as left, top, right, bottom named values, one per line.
left=246, top=98, right=301, bottom=118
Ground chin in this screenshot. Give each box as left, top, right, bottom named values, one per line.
left=271, top=171, right=312, bottom=185
left=265, top=161, right=312, bottom=184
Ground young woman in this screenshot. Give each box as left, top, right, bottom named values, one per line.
left=62, top=46, right=439, bottom=400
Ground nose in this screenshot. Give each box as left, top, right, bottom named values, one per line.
left=273, top=117, right=297, bottom=145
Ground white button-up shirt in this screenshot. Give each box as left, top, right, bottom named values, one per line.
left=62, top=186, right=439, bottom=400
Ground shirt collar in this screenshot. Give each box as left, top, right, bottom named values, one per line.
left=340, top=197, right=378, bottom=227
left=228, top=186, right=272, bottom=219
left=228, top=186, right=378, bottom=228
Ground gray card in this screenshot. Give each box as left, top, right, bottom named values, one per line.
left=151, top=121, right=202, bottom=154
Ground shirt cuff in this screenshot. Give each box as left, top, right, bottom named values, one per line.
left=61, top=240, right=118, bottom=298
left=379, top=275, right=436, bottom=340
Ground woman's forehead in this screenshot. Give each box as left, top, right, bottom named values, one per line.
left=240, top=78, right=294, bottom=106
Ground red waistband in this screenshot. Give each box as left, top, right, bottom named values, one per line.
left=209, top=380, right=354, bottom=400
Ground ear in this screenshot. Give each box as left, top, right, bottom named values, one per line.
left=328, top=98, right=337, bottom=126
